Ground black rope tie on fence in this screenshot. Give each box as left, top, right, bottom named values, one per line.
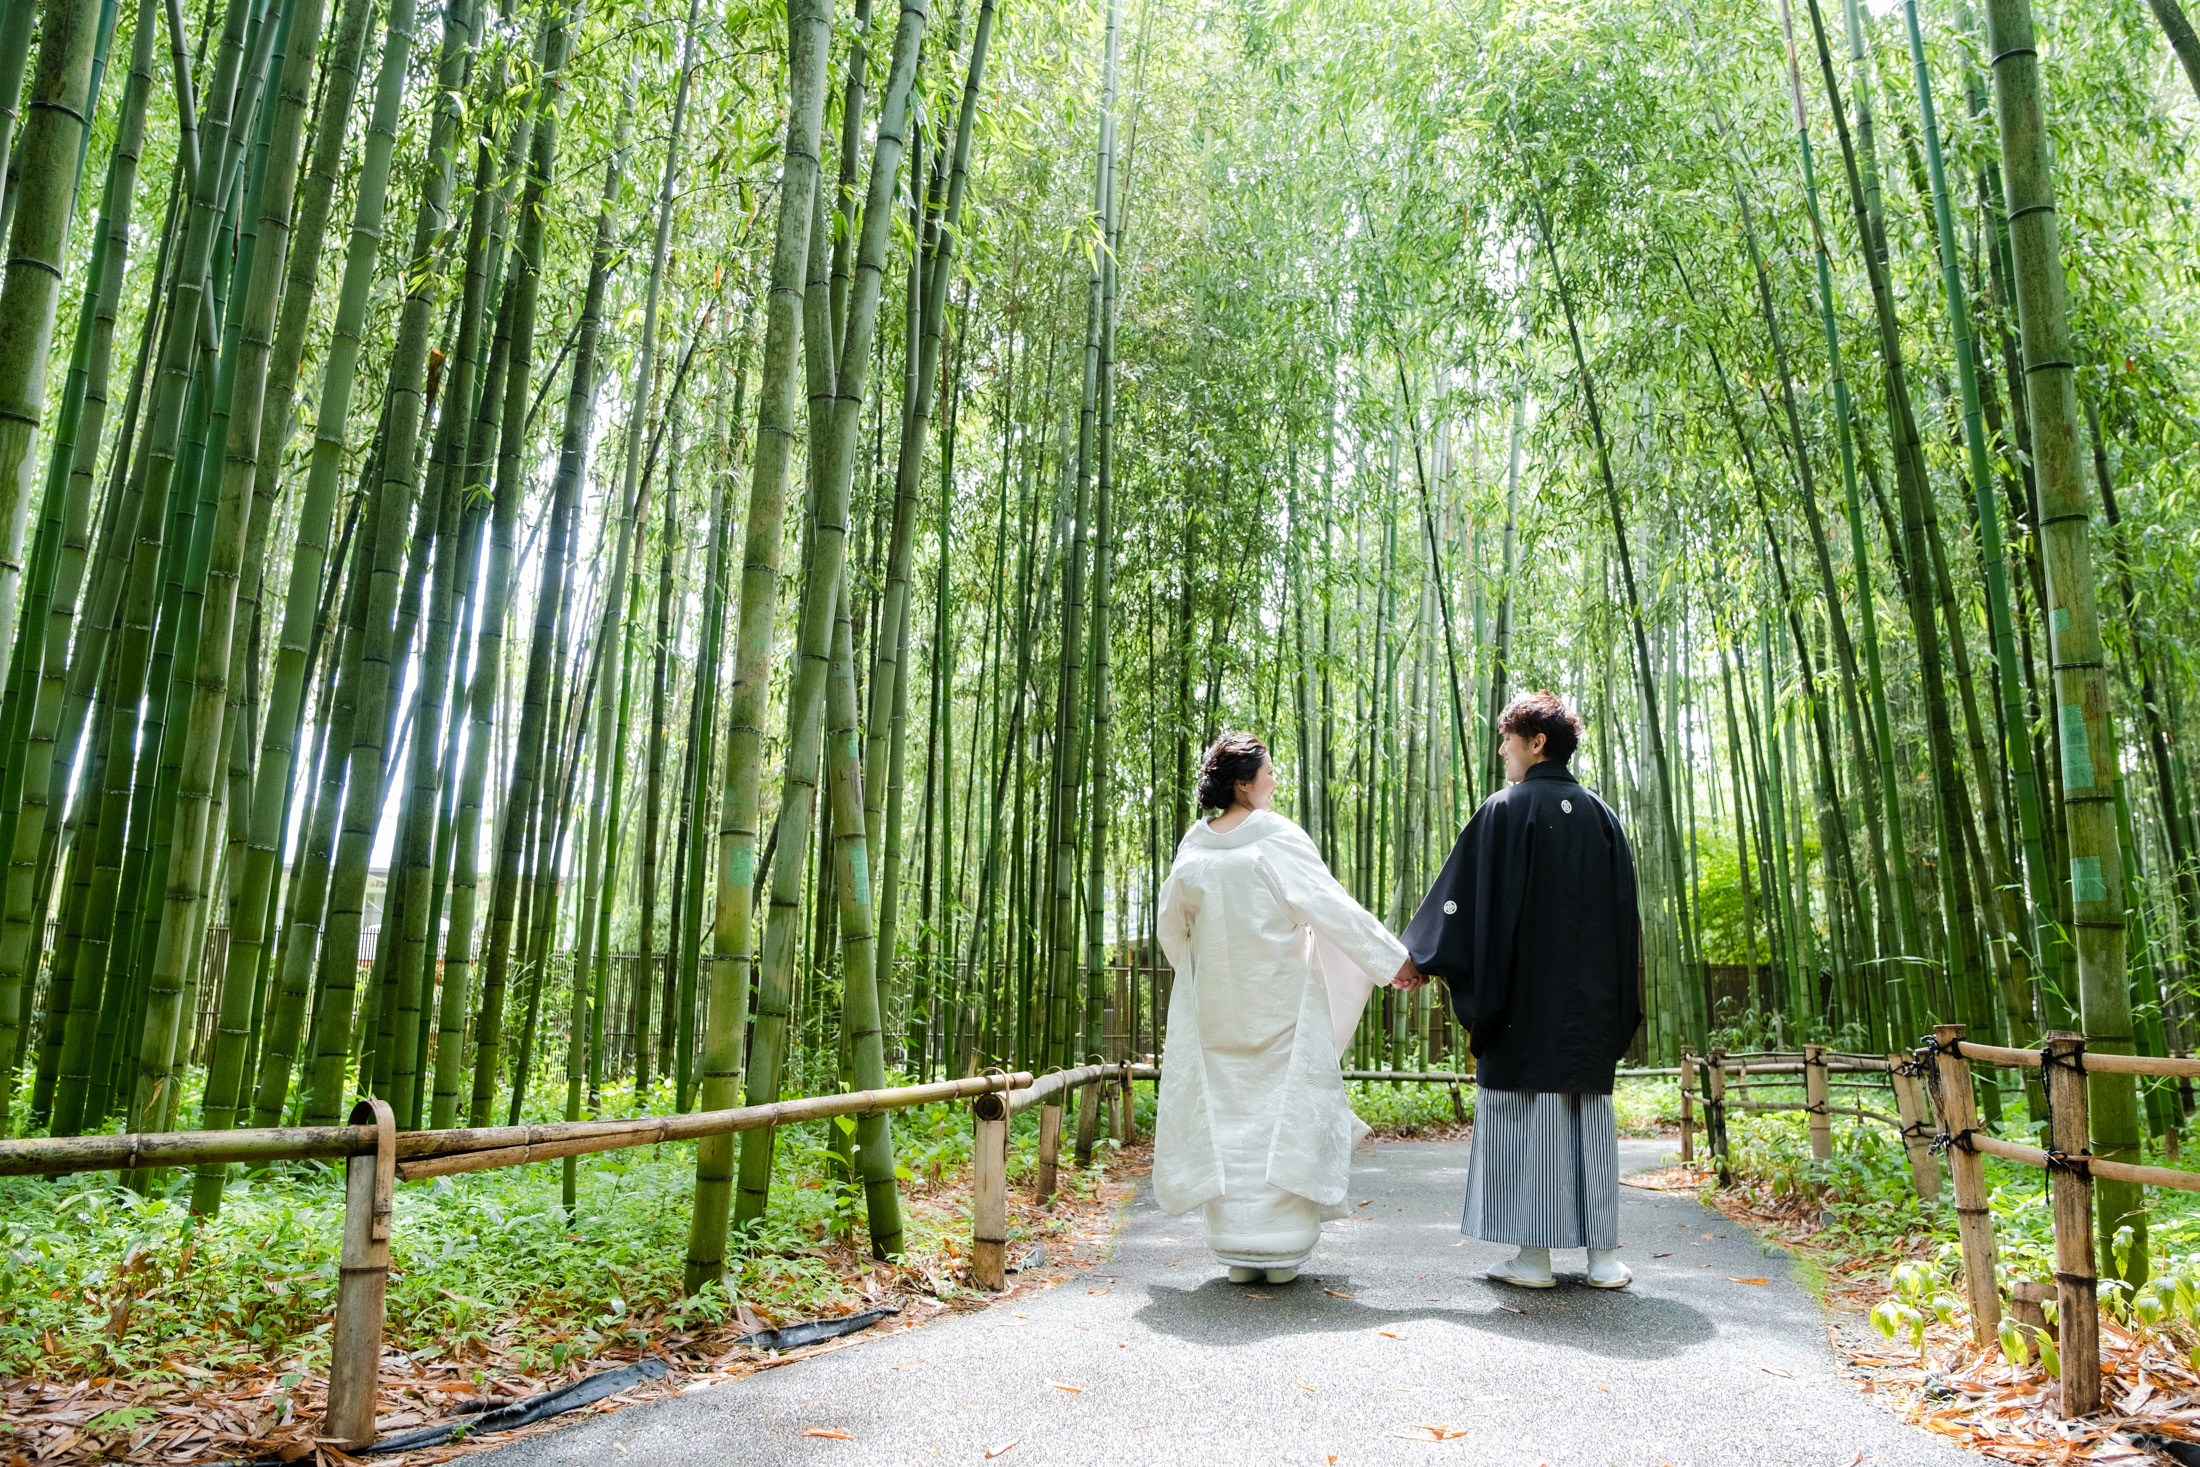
left=2040, top=1039, right=2091, bottom=1176
left=1894, top=1051, right=1935, bottom=1143
left=1913, top=1031, right=1977, bottom=1157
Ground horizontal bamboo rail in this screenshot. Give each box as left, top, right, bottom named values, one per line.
left=1340, top=1068, right=1475, bottom=1083
left=0, top=1121, right=373, bottom=1175
left=0, top=1073, right=1034, bottom=1179
left=1727, top=1078, right=1890, bottom=1092
left=1008, top=1063, right=1126, bottom=1116
left=1961, top=1134, right=2200, bottom=1194
left=403, top=1074, right=1033, bottom=1179
left=1724, top=1099, right=1901, bottom=1128
left=1630, top=1058, right=1888, bottom=1078
left=1947, top=1035, right=2200, bottom=1079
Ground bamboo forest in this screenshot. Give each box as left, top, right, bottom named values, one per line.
left=3, top=0, right=2200, bottom=1449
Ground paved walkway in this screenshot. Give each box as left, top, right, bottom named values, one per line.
left=483, top=1139, right=1974, bottom=1466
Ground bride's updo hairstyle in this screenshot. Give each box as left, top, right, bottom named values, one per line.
left=1197, top=731, right=1267, bottom=812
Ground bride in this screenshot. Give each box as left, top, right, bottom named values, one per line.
left=1153, top=731, right=1416, bottom=1285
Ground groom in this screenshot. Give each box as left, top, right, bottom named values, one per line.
left=1393, top=691, right=1642, bottom=1289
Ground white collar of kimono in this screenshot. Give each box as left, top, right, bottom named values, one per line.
left=1188, top=808, right=1286, bottom=849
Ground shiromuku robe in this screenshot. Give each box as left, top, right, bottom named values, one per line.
left=1153, top=810, right=1408, bottom=1270
left=1403, top=760, right=1643, bottom=1248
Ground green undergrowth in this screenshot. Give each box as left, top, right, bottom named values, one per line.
left=1346, top=1074, right=1676, bottom=1137
left=1707, top=1080, right=2200, bottom=1342
left=0, top=1091, right=1128, bottom=1385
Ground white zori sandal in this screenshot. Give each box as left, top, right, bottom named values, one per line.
left=1486, top=1246, right=1557, bottom=1289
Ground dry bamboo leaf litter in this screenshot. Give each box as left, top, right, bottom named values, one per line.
left=1643, top=1162, right=2200, bottom=1465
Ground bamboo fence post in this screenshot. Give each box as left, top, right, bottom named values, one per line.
left=1888, top=1051, right=1942, bottom=1200
left=2009, top=1278, right=2053, bottom=1363
left=2043, top=1031, right=2101, bottom=1416
left=1447, top=1079, right=1466, bottom=1125
left=1705, top=1047, right=1730, bottom=1181
left=1928, top=1024, right=2002, bottom=1345
left=971, top=1089, right=1008, bottom=1290
left=1034, top=1098, right=1063, bottom=1203
left=1680, top=1052, right=1695, bottom=1164
left=1804, top=1043, right=1833, bottom=1162
left=1073, top=1066, right=1100, bottom=1165
left=325, top=1097, right=394, bottom=1446
left=1118, top=1061, right=1136, bottom=1142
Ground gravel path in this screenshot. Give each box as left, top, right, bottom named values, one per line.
left=479, top=1138, right=1975, bottom=1466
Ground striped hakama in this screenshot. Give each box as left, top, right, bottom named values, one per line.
left=1461, top=1088, right=1619, bottom=1249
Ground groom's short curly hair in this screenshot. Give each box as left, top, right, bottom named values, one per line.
left=1196, top=731, right=1268, bottom=812
left=1499, top=691, right=1582, bottom=765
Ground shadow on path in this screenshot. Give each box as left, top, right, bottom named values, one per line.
left=1134, top=1273, right=1716, bottom=1359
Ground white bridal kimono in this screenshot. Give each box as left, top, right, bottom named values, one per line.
left=1153, top=810, right=1409, bottom=1271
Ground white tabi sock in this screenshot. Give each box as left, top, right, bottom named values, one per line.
left=1586, top=1248, right=1632, bottom=1289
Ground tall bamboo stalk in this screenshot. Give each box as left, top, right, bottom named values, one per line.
left=684, top=0, right=832, bottom=1293
left=1980, top=0, right=2146, bottom=1279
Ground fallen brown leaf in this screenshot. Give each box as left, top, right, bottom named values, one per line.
left=985, top=1440, right=1019, bottom=1459
left=1047, top=1381, right=1084, bottom=1394
left=1388, top=1424, right=1470, bottom=1441
left=1297, top=1383, right=1317, bottom=1394
left=800, top=1427, right=853, bottom=1440
left=1729, top=1277, right=1769, bottom=1285
left=1324, top=1289, right=1354, bottom=1299
left=1377, top=1330, right=1401, bottom=1338
left=1245, top=1292, right=1273, bottom=1300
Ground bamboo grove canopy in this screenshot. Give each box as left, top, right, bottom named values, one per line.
left=0, top=0, right=2195, bottom=1285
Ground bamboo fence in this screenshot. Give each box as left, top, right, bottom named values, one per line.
left=0, top=1071, right=1033, bottom=1446
left=1919, top=1023, right=2200, bottom=1419
left=1673, top=1044, right=1941, bottom=1199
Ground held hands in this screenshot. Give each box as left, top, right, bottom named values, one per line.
left=1391, top=957, right=1428, bottom=990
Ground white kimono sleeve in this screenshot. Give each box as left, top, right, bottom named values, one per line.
left=1157, top=868, right=1197, bottom=978
left=1256, top=823, right=1409, bottom=1055
left=1152, top=864, right=1225, bottom=1213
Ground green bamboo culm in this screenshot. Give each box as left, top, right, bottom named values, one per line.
left=683, top=0, right=835, bottom=1293
left=567, top=6, right=697, bottom=1206
left=1979, top=0, right=2147, bottom=1282
left=733, top=0, right=928, bottom=1237
left=162, top=0, right=331, bottom=1210
left=0, top=0, right=155, bottom=1119
left=1899, top=0, right=2054, bottom=1057
left=0, top=0, right=115, bottom=1123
